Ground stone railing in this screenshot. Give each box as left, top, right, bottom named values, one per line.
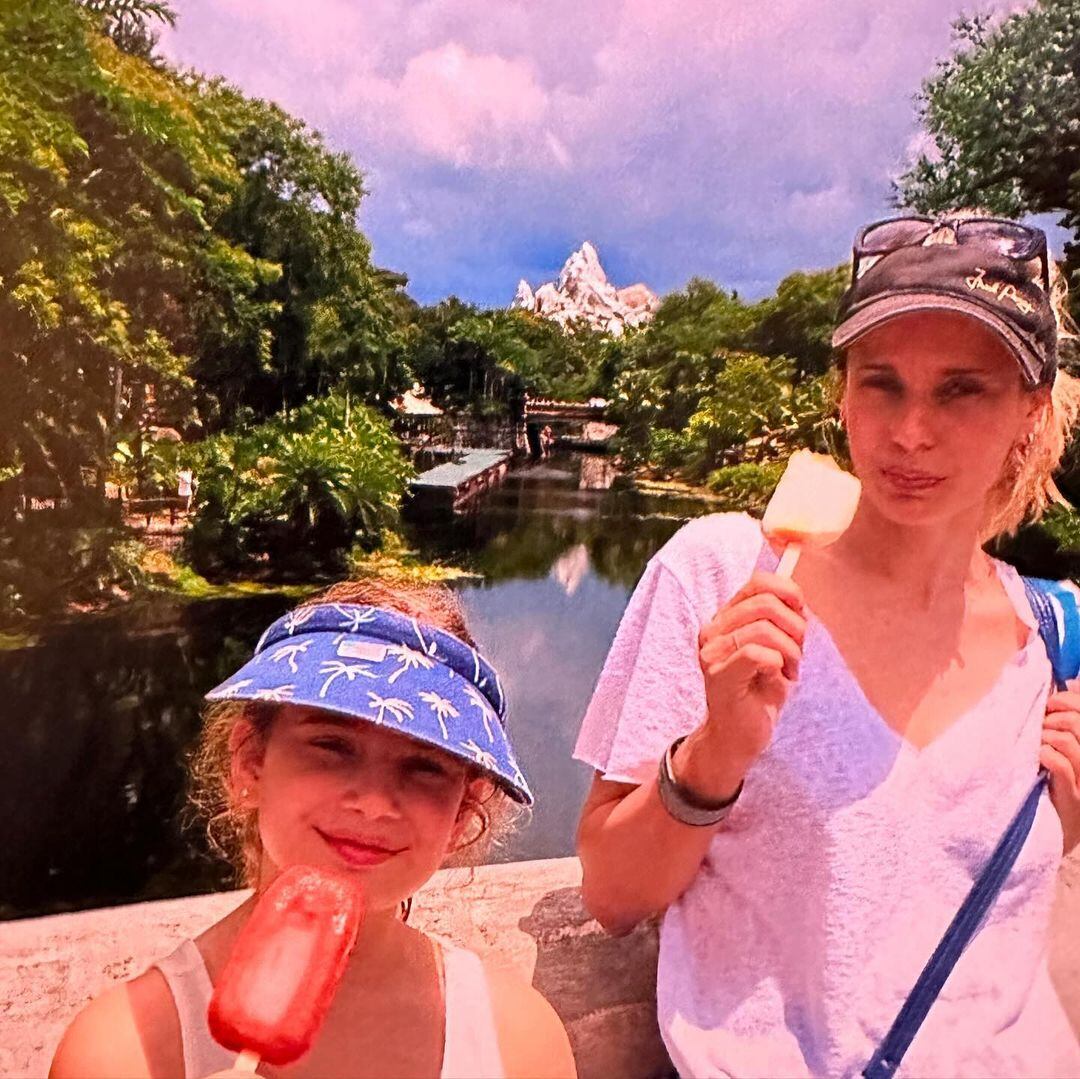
left=4, top=853, right=1079, bottom=1078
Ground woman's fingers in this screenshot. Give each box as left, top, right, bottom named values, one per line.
left=1042, top=709, right=1080, bottom=764
left=1041, top=742, right=1080, bottom=797
left=1043, top=710, right=1080, bottom=738
left=1042, top=727, right=1080, bottom=775
left=701, top=619, right=801, bottom=680
left=729, top=571, right=806, bottom=615
left=1044, top=691, right=1080, bottom=716
left=1042, top=706, right=1080, bottom=855
left=708, top=590, right=808, bottom=646
left=725, top=643, right=792, bottom=705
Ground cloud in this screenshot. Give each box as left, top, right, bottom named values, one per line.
left=159, top=0, right=1037, bottom=305
left=393, top=44, right=549, bottom=167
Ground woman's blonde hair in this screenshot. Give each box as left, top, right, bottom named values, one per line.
left=188, top=578, right=522, bottom=886
left=982, top=258, right=1080, bottom=539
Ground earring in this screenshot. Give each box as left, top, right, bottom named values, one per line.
left=239, top=787, right=250, bottom=798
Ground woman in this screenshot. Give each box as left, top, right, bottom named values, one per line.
left=52, top=579, right=575, bottom=1079
left=574, top=215, right=1080, bottom=1077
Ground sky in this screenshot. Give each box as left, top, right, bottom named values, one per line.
left=159, top=0, right=1039, bottom=308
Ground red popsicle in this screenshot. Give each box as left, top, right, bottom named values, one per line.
left=208, top=865, right=365, bottom=1069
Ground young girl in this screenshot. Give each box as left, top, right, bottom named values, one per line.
left=575, top=214, right=1080, bottom=1076
left=52, top=578, right=576, bottom=1079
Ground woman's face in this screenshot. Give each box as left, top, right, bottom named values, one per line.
left=843, top=311, right=1045, bottom=530
left=233, top=705, right=479, bottom=911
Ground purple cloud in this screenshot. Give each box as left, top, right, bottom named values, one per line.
left=160, top=0, right=1035, bottom=305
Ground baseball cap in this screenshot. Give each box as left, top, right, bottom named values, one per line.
left=832, top=216, right=1057, bottom=387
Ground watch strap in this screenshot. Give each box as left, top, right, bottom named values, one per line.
left=657, top=735, right=743, bottom=827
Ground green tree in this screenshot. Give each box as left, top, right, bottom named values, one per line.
left=612, top=278, right=757, bottom=433
left=78, top=0, right=176, bottom=58
left=896, top=1, right=1080, bottom=301
left=406, top=300, right=524, bottom=416
left=0, top=1, right=413, bottom=621
left=0, top=0, right=243, bottom=509
left=750, top=266, right=848, bottom=380
left=683, top=353, right=791, bottom=477
left=188, top=82, right=410, bottom=426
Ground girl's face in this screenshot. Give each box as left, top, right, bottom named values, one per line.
left=843, top=311, right=1046, bottom=530
left=232, top=705, right=482, bottom=912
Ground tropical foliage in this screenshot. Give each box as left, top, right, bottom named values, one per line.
left=184, top=397, right=411, bottom=579
left=608, top=270, right=845, bottom=477
left=405, top=301, right=616, bottom=413
left=0, top=0, right=416, bottom=620
left=9, top=0, right=1077, bottom=625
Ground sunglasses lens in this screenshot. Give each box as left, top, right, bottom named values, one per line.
left=861, top=218, right=932, bottom=253
left=960, top=220, right=1040, bottom=259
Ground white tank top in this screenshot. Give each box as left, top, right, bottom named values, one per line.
left=154, top=935, right=505, bottom=1078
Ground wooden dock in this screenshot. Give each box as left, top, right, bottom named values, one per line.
left=407, top=448, right=512, bottom=513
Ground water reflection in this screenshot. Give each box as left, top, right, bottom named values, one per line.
left=2, top=455, right=685, bottom=919
left=406, top=456, right=683, bottom=589
left=0, top=595, right=294, bottom=919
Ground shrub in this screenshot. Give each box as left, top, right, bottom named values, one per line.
left=183, top=395, right=412, bottom=578
left=646, top=428, right=691, bottom=472
left=0, top=507, right=148, bottom=623
left=705, top=461, right=785, bottom=512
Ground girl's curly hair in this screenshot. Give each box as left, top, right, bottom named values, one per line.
left=188, top=578, right=522, bottom=886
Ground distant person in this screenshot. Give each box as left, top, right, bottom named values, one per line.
left=540, top=425, right=555, bottom=457
left=177, top=468, right=195, bottom=513
left=575, top=213, right=1080, bottom=1076
left=51, top=579, right=574, bottom=1079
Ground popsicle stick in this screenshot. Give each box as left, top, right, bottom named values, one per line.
left=776, top=542, right=802, bottom=578
left=232, top=1049, right=261, bottom=1073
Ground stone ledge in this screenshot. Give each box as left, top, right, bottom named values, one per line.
left=0, top=858, right=668, bottom=1079
left=3, top=850, right=1078, bottom=1078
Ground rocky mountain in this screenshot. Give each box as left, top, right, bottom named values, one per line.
left=510, top=241, right=658, bottom=336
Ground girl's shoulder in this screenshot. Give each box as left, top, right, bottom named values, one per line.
left=49, top=966, right=179, bottom=1079
left=482, top=965, right=576, bottom=1079
left=430, top=936, right=575, bottom=1079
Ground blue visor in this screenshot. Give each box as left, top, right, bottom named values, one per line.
left=205, top=603, right=532, bottom=804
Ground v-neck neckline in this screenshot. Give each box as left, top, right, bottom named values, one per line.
left=755, top=533, right=1042, bottom=757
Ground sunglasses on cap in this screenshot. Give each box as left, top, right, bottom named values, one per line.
left=852, top=214, right=1050, bottom=292
left=834, top=213, right=1059, bottom=388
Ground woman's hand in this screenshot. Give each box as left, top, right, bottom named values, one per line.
left=686, top=571, right=807, bottom=797
left=1042, top=688, right=1080, bottom=855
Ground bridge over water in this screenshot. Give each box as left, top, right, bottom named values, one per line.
left=524, top=397, right=608, bottom=423
left=524, top=397, right=615, bottom=454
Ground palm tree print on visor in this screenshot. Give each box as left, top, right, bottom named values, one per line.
left=205, top=604, right=532, bottom=804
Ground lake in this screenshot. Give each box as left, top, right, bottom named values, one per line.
left=0, top=454, right=696, bottom=920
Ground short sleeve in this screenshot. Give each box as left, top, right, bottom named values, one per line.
left=573, top=558, right=707, bottom=785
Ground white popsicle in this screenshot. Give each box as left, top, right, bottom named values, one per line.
left=762, top=450, right=861, bottom=577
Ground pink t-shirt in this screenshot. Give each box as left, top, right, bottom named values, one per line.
left=575, top=512, right=1080, bottom=1078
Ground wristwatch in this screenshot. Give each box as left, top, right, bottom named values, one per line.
left=657, top=735, right=743, bottom=826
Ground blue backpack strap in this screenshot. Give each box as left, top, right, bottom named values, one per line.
left=862, top=574, right=1069, bottom=1078
left=863, top=773, right=1047, bottom=1079
left=1022, top=576, right=1079, bottom=690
